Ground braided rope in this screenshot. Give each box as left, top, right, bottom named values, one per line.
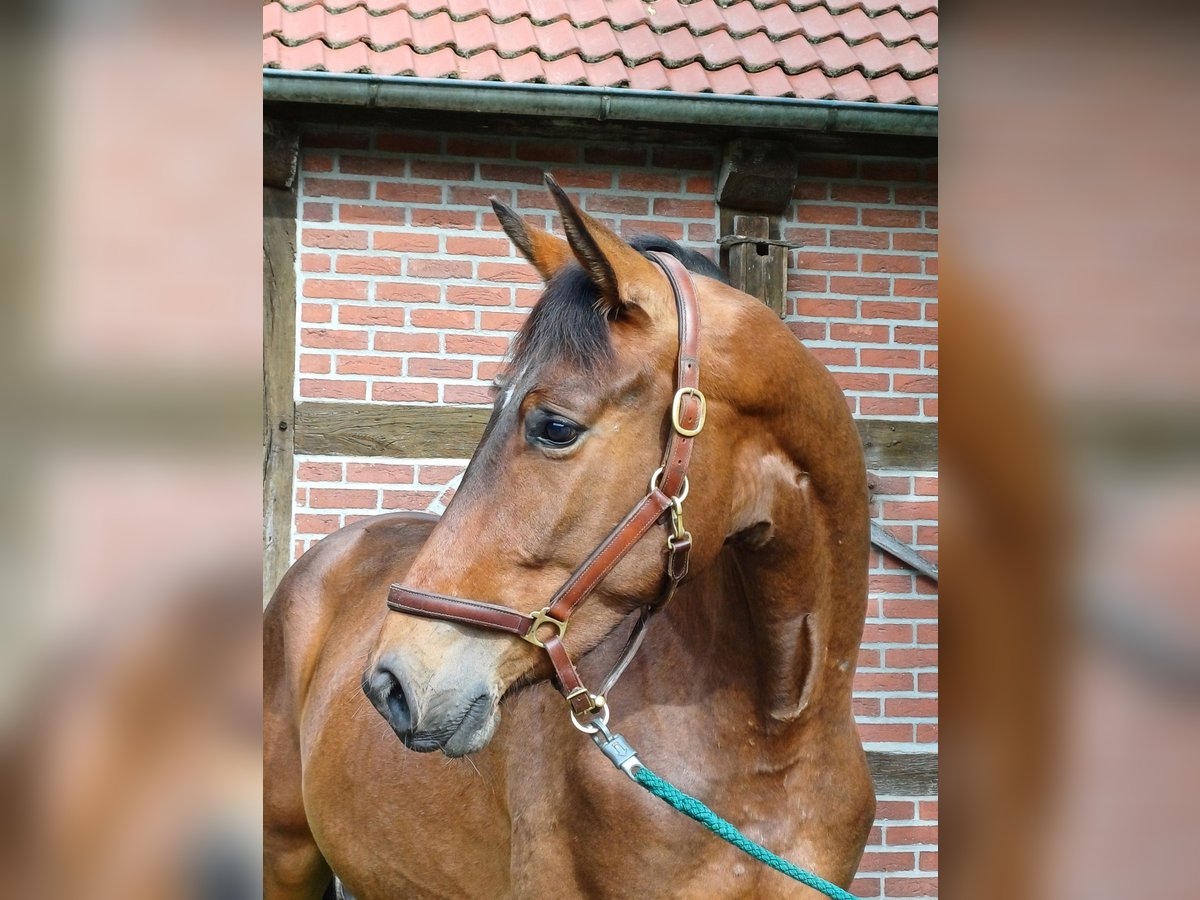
left=633, top=767, right=860, bottom=899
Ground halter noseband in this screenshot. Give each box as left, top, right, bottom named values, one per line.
left=386, top=251, right=705, bottom=728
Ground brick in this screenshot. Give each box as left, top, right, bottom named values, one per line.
left=477, top=361, right=505, bottom=381
left=861, top=348, right=919, bottom=368
left=376, top=182, right=443, bottom=203
left=876, top=801, right=916, bottom=820
left=551, top=169, right=614, bottom=189
left=300, top=379, right=366, bottom=400
left=885, top=647, right=939, bottom=668
left=479, top=262, right=540, bottom=284
left=302, top=202, right=333, bottom=222
left=376, top=283, right=439, bottom=303
left=857, top=648, right=880, bottom=667
left=919, top=851, right=938, bottom=871
left=373, top=232, right=440, bottom=253
left=867, top=474, right=911, bottom=495
left=834, top=372, right=889, bottom=392
left=346, top=463, right=416, bottom=484
left=373, top=332, right=440, bottom=353
left=832, top=184, right=891, bottom=203
left=799, top=204, right=857, bottom=225
left=831, top=276, right=889, bottom=296
left=303, top=279, right=368, bottom=300
left=863, top=208, right=921, bottom=228
left=300, top=303, right=332, bottom=323
left=302, top=229, right=368, bottom=250
left=923, top=302, right=938, bottom=323
left=885, top=826, right=938, bottom=847
left=923, top=257, right=938, bottom=276
left=850, top=876, right=881, bottom=897
left=788, top=321, right=827, bottom=341
left=686, top=174, right=714, bottom=194
left=481, top=311, right=528, bottom=331
left=830, top=324, right=889, bottom=343
left=854, top=672, right=913, bottom=692
left=894, top=278, right=938, bottom=299
left=871, top=573, right=915, bottom=594
left=895, top=374, right=938, bottom=394
left=788, top=273, right=827, bottom=293
left=304, top=177, right=369, bottom=199
left=514, top=189, right=558, bottom=211
left=339, top=156, right=406, bottom=177
left=375, top=133, right=440, bottom=153
left=883, top=876, right=939, bottom=897
left=919, top=800, right=938, bottom=820
left=446, top=285, right=512, bottom=306
left=303, top=131, right=370, bottom=150
left=794, top=298, right=856, bottom=318
left=688, top=222, right=717, bottom=242
left=793, top=181, right=828, bottom=200
left=583, top=144, right=646, bottom=166
left=885, top=697, right=938, bottom=718
left=411, top=208, right=476, bottom=229
left=451, top=185, right=512, bottom=207
left=336, top=256, right=403, bottom=276
left=301, top=328, right=368, bottom=350
left=862, top=301, right=922, bottom=320
left=622, top=172, right=681, bottom=193
left=338, top=306, right=407, bottom=327
left=446, top=137, right=513, bottom=158
left=446, top=236, right=510, bottom=256
left=299, top=353, right=330, bottom=374
left=418, top=464, right=465, bottom=484
left=860, top=161, right=921, bottom=181
left=882, top=500, right=937, bottom=520
left=923, top=398, right=938, bottom=417
left=652, top=198, right=715, bottom=219
left=408, top=259, right=472, bottom=280
left=784, top=226, right=828, bottom=247
left=445, top=334, right=511, bottom=356
left=857, top=723, right=913, bottom=743
left=853, top=697, right=880, bottom=716
left=444, top=385, right=496, bottom=404
left=894, top=326, right=938, bottom=345
left=858, top=851, right=917, bottom=873
left=382, top=490, right=435, bottom=510
left=410, top=309, right=475, bottom=329
left=408, top=358, right=472, bottom=379
left=295, top=514, right=340, bottom=534
left=297, top=462, right=342, bottom=482
left=830, top=229, right=888, bottom=249
left=410, top=160, right=475, bottom=181
left=796, top=251, right=858, bottom=272
left=862, top=623, right=912, bottom=644
left=372, top=382, right=438, bottom=402
left=340, top=205, right=405, bottom=225
left=479, top=164, right=543, bottom=184
left=893, top=232, right=937, bottom=252
left=515, top=141, right=578, bottom=163
left=799, top=157, right=856, bottom=178
left=861, top=253, right=922, bottom=274
left=918, top=672, right=938, bottom=693
left=309, top=488, right=377, bottom=509
left=336, top=356, right=404, bottom=377
left=301, top=253, right=331, bottom=273
left=587, top=195, right=649, bottom=215
left=621, top=218, right=683, bottom=239
left=301, top=152, right=333, bottom=173
left=650, top=147, right=714, bottom=169
left=916, top=624, right=938, bottom=643
left=895, top=186, right=937, bottom=206
left=916, top=723, right=939, bottom=743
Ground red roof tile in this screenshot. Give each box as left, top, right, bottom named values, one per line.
left=263, top=0, right=938, bottom=105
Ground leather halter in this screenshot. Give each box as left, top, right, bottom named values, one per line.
left=386, top=252, right=705, bottom=725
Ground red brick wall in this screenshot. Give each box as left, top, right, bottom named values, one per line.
left=288, top=124, right=938, bottom=899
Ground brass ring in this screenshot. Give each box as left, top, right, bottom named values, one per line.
left=649, top=467, right=689, bottom=503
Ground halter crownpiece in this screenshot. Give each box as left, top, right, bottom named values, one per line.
left=386, top=251, right=705, bottom=727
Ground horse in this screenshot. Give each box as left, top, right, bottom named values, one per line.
left=264, top=176, right=875, bottom=899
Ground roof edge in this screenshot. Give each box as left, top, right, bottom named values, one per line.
left=263, top=70, right=937, bottom=139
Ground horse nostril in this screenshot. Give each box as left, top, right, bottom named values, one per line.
left=365, top=664, right=413, bottom=739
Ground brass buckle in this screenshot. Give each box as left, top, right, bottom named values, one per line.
left=671, top=387, right=707, bottom=437
left=522, top=608, right=567, bottom=648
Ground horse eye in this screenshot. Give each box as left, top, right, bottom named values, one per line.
left=539, top=418, right=579, bottom=446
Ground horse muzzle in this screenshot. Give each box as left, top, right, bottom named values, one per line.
left=363, top=659, right=498, bottom=757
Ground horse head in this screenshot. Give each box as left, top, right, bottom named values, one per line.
left=363, top=176, right=867, bottom=756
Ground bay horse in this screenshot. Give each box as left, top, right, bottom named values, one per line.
left=264, top=177, right=875, bottom=898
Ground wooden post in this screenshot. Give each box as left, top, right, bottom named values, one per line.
left=263, top=184, right=297, bottom=603
left=727, top=215, right=789, bottom=318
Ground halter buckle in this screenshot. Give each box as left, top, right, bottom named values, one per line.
left=671, top=387, right=707, bottom=437
left=522, top=607, right=567, bottom=648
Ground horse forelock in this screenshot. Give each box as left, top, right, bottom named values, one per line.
left=508, top=235, right=727, bottom=378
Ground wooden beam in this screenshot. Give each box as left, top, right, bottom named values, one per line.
left=716, top=139, right=798, bottom=215
left=866, top=751, right=938, bottom=796
left=726, top=214, right=788, bottom=318
left=859, top=418, right=938, bottom=470
left=264, top=124, right=299, bottom=189
left=293, top=402, right=937, bottom=470
left=263, top=186, right=298, bottom=603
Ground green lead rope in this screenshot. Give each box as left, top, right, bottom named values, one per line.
left=632, top=766, right=861, bottom=900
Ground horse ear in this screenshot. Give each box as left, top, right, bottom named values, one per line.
left=490, top=199, right=572, bottom=282
left=543, top=173, right=660, bottom=317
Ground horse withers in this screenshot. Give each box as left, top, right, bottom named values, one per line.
left=264, top=177, right=875, bottom=899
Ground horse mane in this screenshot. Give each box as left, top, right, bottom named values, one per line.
left=509, top=235, right=727, bottom=376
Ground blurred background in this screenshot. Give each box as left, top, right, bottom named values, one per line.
left=0, top=1, right=1194, bottom=898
